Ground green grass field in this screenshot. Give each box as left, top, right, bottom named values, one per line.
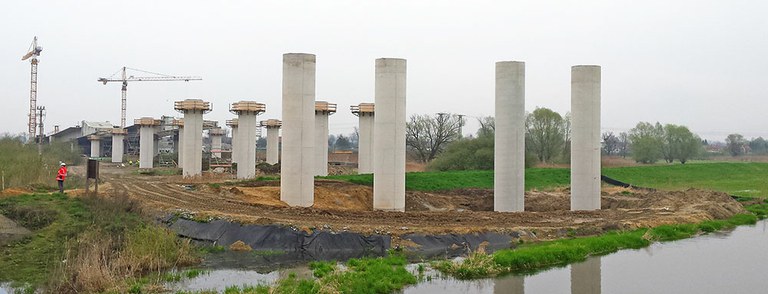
left=323, top=162, right=768, bottom=198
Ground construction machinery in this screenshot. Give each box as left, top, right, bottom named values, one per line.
left=98, top=67, right=201, bottom=128
left=21, top=37, right=42, bottom=142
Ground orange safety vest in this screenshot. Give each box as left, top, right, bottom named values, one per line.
left=56, top=166, right=67, bottom=181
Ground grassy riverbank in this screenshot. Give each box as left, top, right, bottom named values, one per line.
left=324, top=162, right=768, bottom=198
left=434, top=203, right=766, bottom=279
left=0, top=193, right=198, bottom=293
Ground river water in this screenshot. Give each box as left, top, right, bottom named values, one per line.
left=3, top=220, right=766, bottom=294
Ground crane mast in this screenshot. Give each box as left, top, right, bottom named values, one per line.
left=22, top=37, right=42, bottom=142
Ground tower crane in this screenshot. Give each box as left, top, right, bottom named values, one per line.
left=98, top=67, right=201, bottom=128
left=21, top=37, right=42, bottom=142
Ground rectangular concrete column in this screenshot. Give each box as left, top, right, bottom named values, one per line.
left=280, top=53, right=316, bottom=207
left=266, top=127, right=279, bottom=164
left=90, top=139, right=100, bottom=157
left=494, top=61, right=526, bottom=212
left=139, top=126, right=155, bottom=168
left=211, top=135, right=222, bottom=158
left=177, top=128, right=184, bottom=166
left=571, top=257, right=601, bottom=294
left=358, top=115, right=374, bottom=174
left=111, top=135, right=124, bottom=163
left=570, top=65, right=602, bottom=211
left=183, top=112, right=203, bottom=177
left=373, top=58, right=407, bottom=211
left=314, top=113, right=329, bottom=176
left=237, top=114, right=258, bottom=179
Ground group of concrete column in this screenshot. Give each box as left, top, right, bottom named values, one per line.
left=495, top=62, right=601, bottom=212
left=277, top=54, right=407, bottom=210
left=100, top=55, right=601, bottom=213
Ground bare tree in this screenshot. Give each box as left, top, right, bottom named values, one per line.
left=406, top=113, right=463, bottom=163
left=602, top=131, right=619, bottom=155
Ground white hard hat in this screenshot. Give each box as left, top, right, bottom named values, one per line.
left=60, top=162, right=66, bottom=166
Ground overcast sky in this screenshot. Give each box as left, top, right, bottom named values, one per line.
left=1, top=0, right=767, bottom=141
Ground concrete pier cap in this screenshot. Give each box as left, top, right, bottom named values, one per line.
left=315, top=101, right=337, bottom=176
left=373, top=58, right=407, bottom=211
left=229, top=101, right=266, bottom=179
left=351, top=103, right=375, bottom=174
left=260, top=119, right=282, bottom=165
left=494, top=61, right=526, bottom=212
left=110, top=128, right=127, bottom=163
left=174, top=99, right=212, bottom=178
left=570, top=65, right=602, bottom=211
left=135, top=117, right=161, bottom=169
left=281, top=53, right=316, bottom=207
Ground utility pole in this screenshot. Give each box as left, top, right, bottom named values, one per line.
left=36, top=106, right=45, bottom=155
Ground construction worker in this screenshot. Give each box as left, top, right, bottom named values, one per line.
left=56, top=162, right=67, bottom=194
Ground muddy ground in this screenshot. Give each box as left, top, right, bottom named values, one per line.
left=13, top=164, right=747, bottom=246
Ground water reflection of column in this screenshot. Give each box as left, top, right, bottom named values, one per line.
left=571, top=257, right=601, bottom=294
left=494, top=274, right=524, bottom=294
left=277, top=265, right=313, bottom=280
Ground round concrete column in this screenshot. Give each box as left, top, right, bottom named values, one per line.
left=209, top=129, right=224, bottom=159
left=111, top=128, right=126, bottom=163
left=570, top=65, right=602, bottom=211
left=351, top=103, right=375, bottom=174
left=177, top=125, right=184, bottom=167
left=494, top=61, right=526, bottom=212
left=261, top=119, right=282, bottom=165
left=281, top=53, right=316, bottom=207
left=89, top=136, right=101, bottom=158
left=174, top=99, right=211, bottom=178
left=373, top=58, right=407, bottom=211
left=314, top=101, right=336, bottom=176
left=136, top=117, right=161, bottom=169
left=226, top=119, right=239, bottom=165
left=230, top=101, right=266, bottom=179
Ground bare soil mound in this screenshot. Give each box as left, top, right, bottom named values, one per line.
left=98, top=164, right=750, bottom=241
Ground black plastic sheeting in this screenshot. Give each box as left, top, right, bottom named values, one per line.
left=166, top=218, right=390, bottom=260
left=601, top=175, right=656, bottom=191
left=401, top=232, right=518, bottom=258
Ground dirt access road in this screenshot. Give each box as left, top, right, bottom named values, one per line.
left=93, top=164, right=746, bottom=243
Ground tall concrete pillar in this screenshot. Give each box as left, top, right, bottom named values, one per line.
left=88, top=135, right=100, bottom=158
left=373, top=58, right=407, bottom=211
left=494, top=61, right=526, bottom=212
left=280, top=53, right=315, bottom=207
left=174, top=99, right=211, bottom=177
left=174, top=120, right=184, bottom=167
left=314, top=101, right=337, bottom=176
left=136, top=117, right=161, bottom=169
left=111, top=128, right=126, bottom=163
left=351, top=103, right=374, bottom=174
left=571, top=257, right=601, bottom=294
left=570, top=65, right=602, bottom=211
left=226, top=119, right=239, bottom=165
left=209, top=128, right=225, bottom=159
left=230, top=101, right=266, bottom=179
left=261, top=119, right=282, bottom=165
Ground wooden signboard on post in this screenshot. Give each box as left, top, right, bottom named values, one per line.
left=85, top=159, right=99, bottom=196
